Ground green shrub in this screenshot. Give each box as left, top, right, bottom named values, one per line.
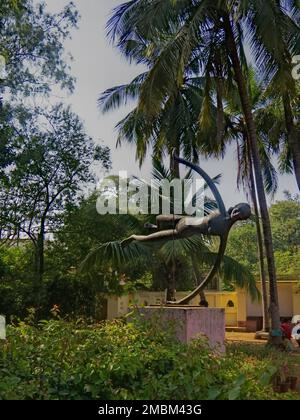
left=0, top=319, right=298, bottom=400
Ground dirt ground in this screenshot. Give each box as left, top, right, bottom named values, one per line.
left=225, top=331, right=300, bottom=393
left=226, top=331, right=300, bottom=350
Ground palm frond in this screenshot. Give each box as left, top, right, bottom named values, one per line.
left=221, top=255, right=260, bottom=302
left=98, top=72, right=147, bottom=113
left=258, top=136, right=278, bottom=196
left=81, top=240, right=153, bottom=271
left=158, top=234, right=210, bottom=264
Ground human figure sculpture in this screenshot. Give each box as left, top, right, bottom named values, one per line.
left=121, top=155, right=251, bottom=305
left=121, top=202, right=251, bottom=247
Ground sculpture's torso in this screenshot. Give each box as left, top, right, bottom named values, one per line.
left=176, top=211, right=232, bottom=237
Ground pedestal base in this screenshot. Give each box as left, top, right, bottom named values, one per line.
left=136, top=306, right=225, bottom=351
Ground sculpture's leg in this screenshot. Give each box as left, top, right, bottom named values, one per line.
left=121, top=229, right=180, bottom=247
left=144, top=215, right=182, bottom=230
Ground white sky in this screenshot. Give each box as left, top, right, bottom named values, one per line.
left=44, top=0, right=299, bottom=208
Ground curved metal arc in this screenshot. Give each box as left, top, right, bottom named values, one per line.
left=173, top=155, right=227, bottom=217
left=169, top=155, right=227, bottom=305
left=170, top=235, right=227, bottom=305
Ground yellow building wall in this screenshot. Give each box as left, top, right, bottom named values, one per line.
left=292, top=285, right=300, bottom=314
left=107, top=295, right=119, bottom=320
left=105, top=281, right=300, bottom=327
left=106, top=290, right=238, bottom=326
left=246, top=282, right=298, bottom=318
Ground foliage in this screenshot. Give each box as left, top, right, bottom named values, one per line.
left=0, top=0, right=79, bottom=96
left=269, top=199, right=300, bottom=254
left=0, top=244, right=101, bottom=320
left=47, top=194, right=150, bottom=288
left=274, top=250, right=300, bottom=276
left=0, top=104, right=111, bottom=281
left=0, top=318, right=298, bottom=400
left=226, top=222, right=260, bottom=274
left=226, top=197, right=300, bottom=276
left=0, top=193, right=148, bottom=320
left=0, top=103, right=107, bottom=236
left=101, top=0, right=300, bottom=184
left=0, top=245, right=36, bottom=319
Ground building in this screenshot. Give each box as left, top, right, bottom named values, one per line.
left=103, top=276, right=300, bottom=331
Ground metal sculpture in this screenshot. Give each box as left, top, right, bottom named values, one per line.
left=121, top=155, right=251, bottom=305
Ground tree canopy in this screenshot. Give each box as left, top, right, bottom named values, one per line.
left=227, top=195, right=300, bottom=276
left=0, top=0, right=79, bottom=96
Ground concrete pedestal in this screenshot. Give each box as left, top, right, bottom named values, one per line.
left=136, top=306, right=225, bottom=351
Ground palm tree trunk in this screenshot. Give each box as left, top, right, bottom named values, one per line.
left=166, top=260, right=176, bottom=301
left=166, top=141, right=180, bottom=301
left=283, top=93, right=300, bottom=191
left=191, top=255, right=209, bottom=306
left=170, top=141, right=180, bottom=178
left=223, top=14, right=281, bottom=344
left=246, top=137, right=269, bottom=331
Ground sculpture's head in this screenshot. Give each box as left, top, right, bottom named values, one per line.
left=228, top=203, right=251, bottom=222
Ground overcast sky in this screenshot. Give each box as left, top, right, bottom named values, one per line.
left=44, top=0, right=299, bottom=208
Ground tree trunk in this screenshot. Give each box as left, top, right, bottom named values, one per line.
left=36, top=220, right=45, bottom=283
left=246, top=137, right=269, bottom=331
left=166, top=260, right=176, bottom=302
left=170, top=142, right=180, bottom=178
left=166, top=141, right=180, bottom=301
left=191, top=255, right=209, bottom=306
left=223, top=14, right=281, bottom=344
left=33, top=220, right=45, bottom=309
left=283, top=93, right=300, bottom=191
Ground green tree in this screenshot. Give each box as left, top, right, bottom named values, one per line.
left=0, top=243, right=37, bottom=319
left=270, top=199, right=300, bottom=254
left=216, top=71, right=278, bottom=332
left=226, top=223, right=259, bottom=274
left=0, top=104, right=111, bottom=287
left=99, top=67, right=208, bottom=177
left=47, top=192, right=145, bottom=291
left=0, top=0, right=79, bottom=97
left=227, top=197, right=300, bottom=276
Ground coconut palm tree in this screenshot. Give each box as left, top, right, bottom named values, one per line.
left=99, top=71, right=203, bottom=177
left=99, top=63, right=227, bottom=177
left=104, top=0, right=300, bottom=344
left=100, top=23, right=273, bottom=325
left=100, top=7, right=233, bottom=176
left=224, top=72, right=280, bottom=332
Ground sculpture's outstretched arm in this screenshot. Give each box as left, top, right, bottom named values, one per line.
left=121, top=229, right=179, bottom=247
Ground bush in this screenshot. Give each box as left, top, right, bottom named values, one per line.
left=0, top=245, right=104, bottom=320
left=0, top=318, right=299, bottom=400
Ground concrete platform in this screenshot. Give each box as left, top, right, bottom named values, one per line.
left=136, top=305, right=225, bottom=351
